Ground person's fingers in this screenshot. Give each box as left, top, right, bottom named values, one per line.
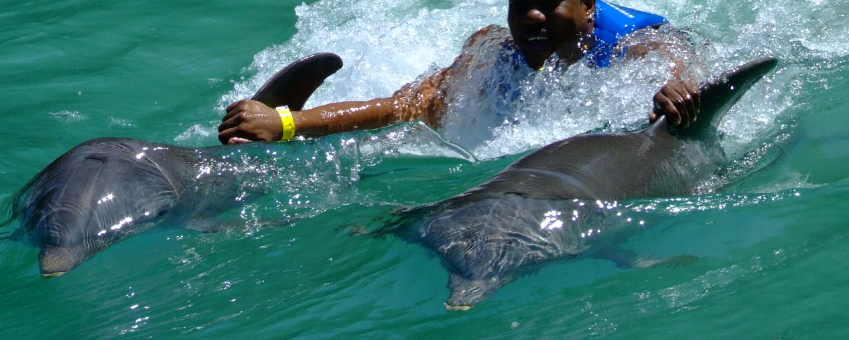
left=651, top=80, right=704, bottom=129
left=218, top=112, right=243, bottom=132
left=688, top=83, right=701, bottom=120
left=222, top=100, right=246, bottom=122
left=226, top=99, right=245, bottom=113
left=218, top=126, right=244, bottom=145
left=654, top=92, right=682, bottom=126
left=649, top=111, right=659, bottom=123
left=671, top=86, right=691, bottom=128
left=671, top=83, right=698, bottom=128
left=218, top=128, right=232, bottom=145
left=684, top=92, right=696, bottom=125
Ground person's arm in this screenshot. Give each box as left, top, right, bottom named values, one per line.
left=218, top=26, right=495, bottom=145
left=618, top=25, right=706, bottom=128
left=218, top=64, right=459, bottom=145
left=218, top=97, right=393, bottom=144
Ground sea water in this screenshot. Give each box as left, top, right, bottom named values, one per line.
left=1, top=0, right=849, bottom=339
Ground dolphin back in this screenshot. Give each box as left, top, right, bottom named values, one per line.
left=455, top=57, right=780, bottom=202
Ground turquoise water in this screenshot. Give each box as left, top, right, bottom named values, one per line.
left=2, top=0, right=849, bottom=338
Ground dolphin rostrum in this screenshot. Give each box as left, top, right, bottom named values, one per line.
left=4, top=53, right=343, bottom=277
left=394, top=57, right=779, bottom=310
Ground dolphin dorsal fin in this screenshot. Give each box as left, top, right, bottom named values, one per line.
left=251, top=53, right=344, bottom=111
left=645, top=114, right=670, bottom=137
left=680, top=57, right=778, bottom=139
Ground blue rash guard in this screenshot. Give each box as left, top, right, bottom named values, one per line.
left=591, top=0, right=669, bottom=67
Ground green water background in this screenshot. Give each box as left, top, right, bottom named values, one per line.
left=2, top=0, right=849, bottom=339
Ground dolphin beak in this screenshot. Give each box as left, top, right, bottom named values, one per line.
left=445, top=273, right=508, bottom=311
left=41, top=271, right=67, bottom=278
left=445, top=303, right=475, bottom=311
left=39, top=245, right=86, bottom=277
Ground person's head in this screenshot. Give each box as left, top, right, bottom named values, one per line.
left=507, top=0, right=596, bottom=70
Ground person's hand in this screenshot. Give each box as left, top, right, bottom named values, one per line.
left=649, top=80, right=700, bottom=128
left=218, top=100, right=283, bottom=144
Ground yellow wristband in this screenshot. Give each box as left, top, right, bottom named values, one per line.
left=276, top=105, right=296, bottom=141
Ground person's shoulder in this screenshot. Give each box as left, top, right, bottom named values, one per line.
left=462, top=25, right=511, bottom=49
left=472, top=25, right=509, bottom=37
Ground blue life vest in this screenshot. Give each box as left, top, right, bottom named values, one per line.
left=591, top=0, right=669, bottom=67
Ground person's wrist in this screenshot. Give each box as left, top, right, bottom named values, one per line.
left=276, top=106, right=296, bottom=141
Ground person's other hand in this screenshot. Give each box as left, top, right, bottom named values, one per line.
left=649, top=80, right=700, bottom=128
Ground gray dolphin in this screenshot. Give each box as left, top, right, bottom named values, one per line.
left=5, top=53, right=343, bottom=277
left=396, top=57, right=779, bottom=310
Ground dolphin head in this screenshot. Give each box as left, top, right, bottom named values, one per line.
left=15, top=139, right=182, bottom=277
left=418, top=195, right=568, bottom=310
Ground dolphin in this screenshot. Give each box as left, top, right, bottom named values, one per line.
left=394, top=57, right=779, bottom=310
left=5, top=53, right=344, bottom=277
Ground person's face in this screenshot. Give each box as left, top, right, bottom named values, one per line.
left=508, top=0, right=595, bottom=69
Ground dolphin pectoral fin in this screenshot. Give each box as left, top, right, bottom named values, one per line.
left=184, top=217, right=292, bottom=233
left=596, top=247, right=699, bottom=269
left=184, top=217, right=222, bottom=233
left=444, top=273, right=510, bottom=311
left=592, top=245, right=660, bottom=269
left=39, top=244, right=89, bottom=277
left=633, top=254, right=699, bottom=269
left=251, top=52, right=344, bottom=111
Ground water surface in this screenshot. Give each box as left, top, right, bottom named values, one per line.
left=2, top=0, right=849, bottom=338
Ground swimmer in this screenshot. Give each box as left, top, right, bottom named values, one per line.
left=218, top=0, right=702, bottom=145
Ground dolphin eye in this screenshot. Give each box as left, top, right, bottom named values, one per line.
left=155, top=202, right=174, bottom=218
